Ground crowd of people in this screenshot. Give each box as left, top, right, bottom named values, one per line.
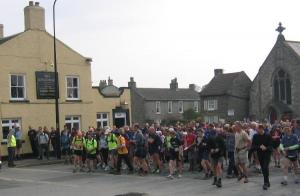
left=3, top=119, right=300, bottom=190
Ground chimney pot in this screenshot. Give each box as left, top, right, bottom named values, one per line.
left=170, top=77, right=178, bottom=90
left=128, top=77, right=136, bottom=88
left=29, top=1, right=34, bottom=6
left=214, top=69, right=223, bottom=76
left=189, top=84, right=196, bottom=91
left=35, top=2, right=40, bottom=6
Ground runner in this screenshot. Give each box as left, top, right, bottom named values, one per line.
left=133, top=124, right=148, bottom=176
left=225, top=125, right=238, bottom=178
left=148, top=126, right=163, bottom=174
left=279, top=125, right=299, bottom=185
left=166, top=128, right=181, bottom=179
left=115, top=129, right=134, bottom=175
left=252, top=124, right=273, bottom=190
left=84, top=131, right=98, bottom=173
left=270, top=126, right=282, bottom=168
left=107, top=128, right=118, bottom=172
left=71, top=130, right=84, bottom=173
left=234, top=121, right=251, bottom=183
left=209, top=128, right=226, bottom=188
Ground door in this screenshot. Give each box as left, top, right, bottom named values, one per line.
left=269, top=108, right=277, bottom=124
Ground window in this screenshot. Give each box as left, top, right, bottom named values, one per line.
left=65, top=116, right=80, bottom=130
left=273, top=69, right=291, bottom=104
left=97, top=113, right=109, bottom=128
left=178, top=101, right=184, bottom=113
left=193, top=101, right=199, bottom=112
left=168, top=101, right=173, bottom=113
left=10, top=74, right=26, bottom=100
left=1, top=119, right=21, bottom=140
left=204, top=116, right=218, bottom=123
left=66, top=76, right=79, bottom=100
left=156, top=101, right=161, bottom=114
left=204, top=100, right=218, bottom=111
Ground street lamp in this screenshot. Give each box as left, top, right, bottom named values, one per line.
left=53, top=0, right=61, bottom=159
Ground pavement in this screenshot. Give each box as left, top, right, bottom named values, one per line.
left=0, top=160, right=299, bottom=196
left=1, top=157, right=64, bottom=168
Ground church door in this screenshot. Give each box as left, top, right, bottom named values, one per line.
left=269, top=108, right=277, bottom=124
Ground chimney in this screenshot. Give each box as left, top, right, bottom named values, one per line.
left=189, top=84, right=196, bottom=91
left=24, top=1, right=45, bottom=31
left=0, top=24, right=3, bottom=38
left=99, top=80, right=107, bottom=89
left=170, top=78, right=178, bottom=90
left=128, top=77, right=136, bottom=88
left=214, top=69, right=223, bottom=76
left=108, top=77, right=113, bottom=86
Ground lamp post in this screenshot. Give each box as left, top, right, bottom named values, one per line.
left=53, top=0, right=61, bottom=159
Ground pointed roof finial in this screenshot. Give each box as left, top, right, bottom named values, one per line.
left=276, top=22, right=285, bottom=34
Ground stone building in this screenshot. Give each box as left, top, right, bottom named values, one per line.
left=0, top=2, right=131, bottom=155
left=249, top=23, right=300, bottom=123
left=128, top=77, right=200, bottom=124
left=200, top=69, right=252, bottom=123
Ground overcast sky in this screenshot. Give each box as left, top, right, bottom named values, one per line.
left=1, top=0, right=300, bottom=88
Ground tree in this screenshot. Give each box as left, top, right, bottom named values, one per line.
left=182, top=108, right=202, bottom=122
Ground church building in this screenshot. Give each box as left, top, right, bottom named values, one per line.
left=250, top=23, right=300, bottom=123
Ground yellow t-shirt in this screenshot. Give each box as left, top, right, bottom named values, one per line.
left=117, top=136, right=128, bottom=155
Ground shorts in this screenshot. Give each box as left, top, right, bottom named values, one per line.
left=109, top=149, right=117, bottom=156
left=87, top=153, right=96, bottom=160
left=272, top=140, right=280, bottom=149
left=211, top=157, right=224, bottom=167
left=286, top=156, right=298, bottom=162
left=169, top=150, right=179, bottom=161
left=149, top=149, right=160, bottom=156
left=62, top=148, right=70, bottom=156
left=135, top=148, right=147, bottom=159
left=235, top=149, right=248, bottom=165
left=74, top=150, right=83, bottom=156
left=16, top=140, right=22, bottom=149
left=202, top=152, right=210, bottom=161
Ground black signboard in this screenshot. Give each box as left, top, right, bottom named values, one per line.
left=36, top=71, right=58, bottom=99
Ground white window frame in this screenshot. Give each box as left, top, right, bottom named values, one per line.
left=193, top=101, right=199, bottom=112
left=1, top=118, right=21, bottom=140
left=178, top=101, right=184, bottom=113
left=65, top=116, right=81, bottom=130
left=156, top=101, right=161, bottom=114
left=204, top=116, right=218, bottom=123
left=168, top=101, right=173, bottom=113
left=66, top=76, right=80, bottom=100
left=97, top=112, right=109, bottom=128
left=10, top=74, right=26, bottom=100
left=207, top=100, right=218, bottom=111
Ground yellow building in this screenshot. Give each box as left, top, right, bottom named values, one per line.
left=0, top=2, right=131, bottom=156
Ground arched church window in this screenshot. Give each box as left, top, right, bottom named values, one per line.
left=273, top=69, right=291, bottom=104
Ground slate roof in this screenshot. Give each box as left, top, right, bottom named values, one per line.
left=200, top=72, right=243, bottom=96
left=135, top=88, right=199, bottom=101
left=286, top=41, right=300, bottom=57
left=0, top=33, right=22, bottom=45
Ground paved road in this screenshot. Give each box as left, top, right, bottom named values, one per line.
left=0, top=164, right=299, bottom=196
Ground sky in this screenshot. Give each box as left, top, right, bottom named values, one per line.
left=1, top=0, right=300, bottom=89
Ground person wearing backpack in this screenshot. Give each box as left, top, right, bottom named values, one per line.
left=114, top=129, right=134, bottom=175
left=106, top=129, right=118, bottom=172
left=148, top=126, right=163, bottom=174
left=84, top=132, right=97, bottom=173
left=72, top=130, right=84, bottom=173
